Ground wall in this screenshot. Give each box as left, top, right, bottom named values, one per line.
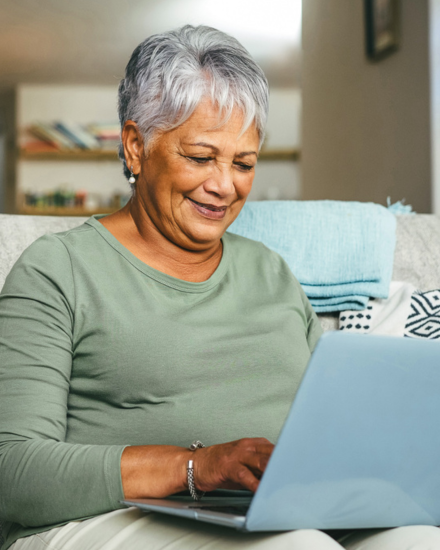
left=0, top=133, right=5, bottom=212
left=302, top=0, right=432, bottom=213
left=0, top=90, right=16, bottom=213
left=18, top=85, right=119, bottom=124
left=250, top=88, right=301, bottom=200
left=429, top=0, right=440, bottom=215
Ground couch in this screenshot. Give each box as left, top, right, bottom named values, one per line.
left=1, top=211, right=440, bottom=548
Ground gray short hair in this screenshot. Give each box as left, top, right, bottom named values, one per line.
left=118, top=25, right=269, bottom=180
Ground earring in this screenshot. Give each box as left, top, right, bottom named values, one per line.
left=128, top=165, right=136, bottom=185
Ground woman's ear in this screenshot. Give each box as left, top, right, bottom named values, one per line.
left=122, top=121, right=144, bottom=175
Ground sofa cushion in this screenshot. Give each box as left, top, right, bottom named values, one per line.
left=0, top=214, right=87, bottom=290
left=392, top=214, right=440, bottom=290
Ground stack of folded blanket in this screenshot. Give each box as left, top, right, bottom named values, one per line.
left=228, top=200, right=396, bottom=312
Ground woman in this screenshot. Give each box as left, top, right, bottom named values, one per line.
left=0, top=25, right=439, bottom=550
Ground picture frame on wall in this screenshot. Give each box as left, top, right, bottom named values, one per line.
left=365, top=0, right=400, bottom=61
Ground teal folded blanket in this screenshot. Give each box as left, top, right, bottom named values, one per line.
left=228, top=200, right=396, bottom=312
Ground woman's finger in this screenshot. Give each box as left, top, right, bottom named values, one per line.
left=229, top=465, right=261, bottom=493
left=237, top=449, right=271, bottom=476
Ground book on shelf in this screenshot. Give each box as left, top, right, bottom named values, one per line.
left=88, top=123, right=120, bottom=150
left=21, top=121, right=120, bottom=154
left=28, top=122, right=76, bottom=150
left=54, top=122, right=100, bottom=149
left=88, top=122, right=120, bottom=138
left=19, top=139, right=59, bottom=153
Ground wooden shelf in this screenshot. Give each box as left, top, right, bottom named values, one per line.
left=19, top=149, right=119, bottom=161
left=259, top=149, right=301, bottom=161
left=19, top=148, right=300, bottom=162
left=18, top=206, right=117, bottom=217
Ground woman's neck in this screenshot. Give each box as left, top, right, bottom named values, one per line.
left=98, top=202, right=224, bottom=283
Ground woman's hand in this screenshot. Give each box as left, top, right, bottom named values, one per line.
left=121, top=438, right=274, bottom=499
left=193, top=438, right=274, bottom=494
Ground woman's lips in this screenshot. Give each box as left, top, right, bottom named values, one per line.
left=187, top=198, right=227, bottom=220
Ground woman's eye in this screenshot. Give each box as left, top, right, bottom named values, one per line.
left=188, top=157, right=212, bottom=164
left=235, top=163, right=254, bottom=172
left=186, top=157, right=253, bottom=171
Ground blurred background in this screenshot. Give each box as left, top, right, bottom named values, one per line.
left=0, top=0, right=438, bottom=215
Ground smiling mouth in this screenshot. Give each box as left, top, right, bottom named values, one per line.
left=187, top=197, right=228, bottom=220
left=187, top=198, right=227, bottom=212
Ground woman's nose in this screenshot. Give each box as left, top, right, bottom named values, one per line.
left=204, top=165, right=235, bottom=197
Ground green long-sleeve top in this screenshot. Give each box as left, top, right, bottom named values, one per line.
left=0, top=216, right=323, bottom=549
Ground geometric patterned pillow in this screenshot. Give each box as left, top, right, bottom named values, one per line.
left=339, top=284, right=440, bottom=339
left=339, top=281, right=415, bottom=337
left=404, top=290, right=440, bottom=339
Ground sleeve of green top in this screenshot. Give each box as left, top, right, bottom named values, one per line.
left=270, top=247, right=323, bottom=353
left=299, top=284, right=324, bottom=353
left=0, top=236, right=126, bottom=528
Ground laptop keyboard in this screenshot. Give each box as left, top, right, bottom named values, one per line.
left=188, top=505, right=249, bottom=516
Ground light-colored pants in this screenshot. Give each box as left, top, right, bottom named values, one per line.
left=10, top=508, right=440, bottom=550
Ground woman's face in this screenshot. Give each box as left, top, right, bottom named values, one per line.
left=133, top=99, right=260, bottom=251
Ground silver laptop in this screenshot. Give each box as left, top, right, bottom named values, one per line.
left=122, top=332, right=440, bottom=531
